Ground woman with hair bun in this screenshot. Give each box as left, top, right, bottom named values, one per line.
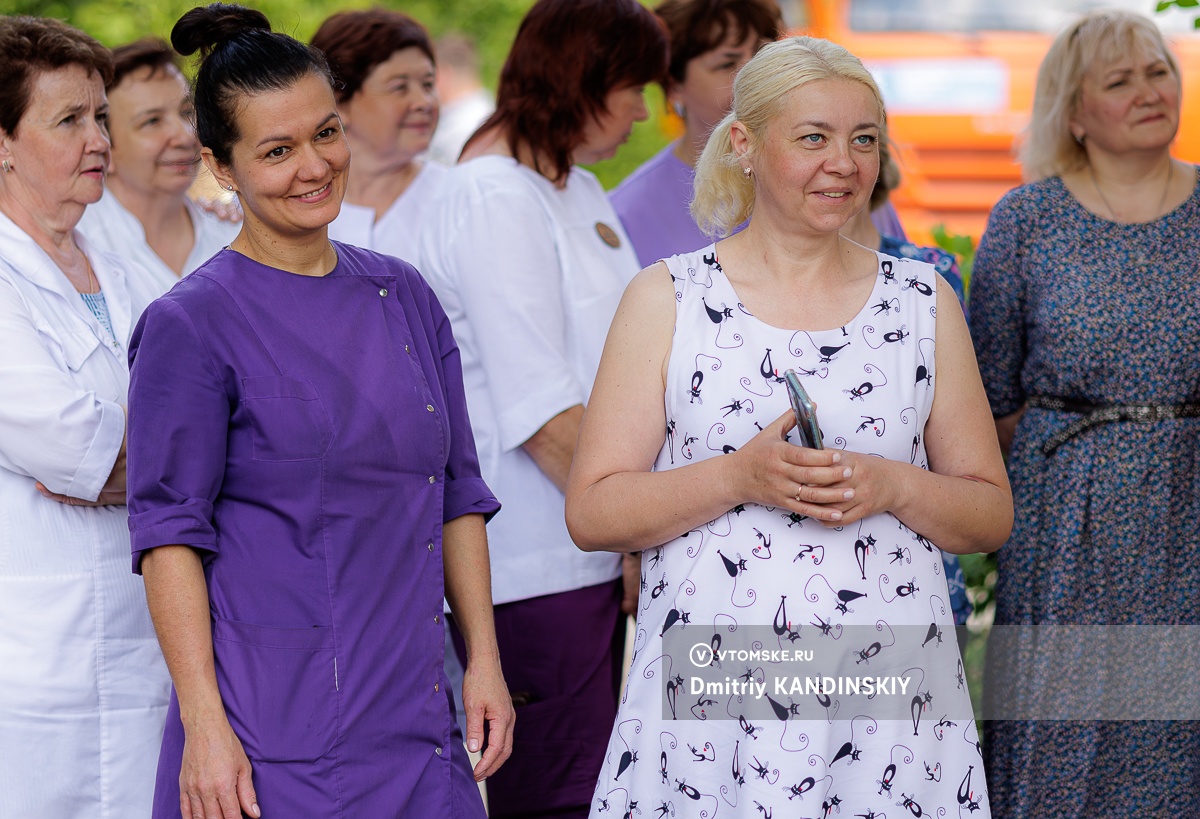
left=567, top=36, right=1010, bottom=817
left=127, top=5, right=512, bottom=818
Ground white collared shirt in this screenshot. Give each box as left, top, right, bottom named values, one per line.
left=416, top=156, right=638, bottom=604
left=329, top=160, right=448, bottom=265
left=77, top=188, right=238, bottom=292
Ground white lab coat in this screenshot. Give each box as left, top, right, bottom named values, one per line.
left=77, top=189, right=238, bottom=288
left=0, top=209, right=170, bottom=819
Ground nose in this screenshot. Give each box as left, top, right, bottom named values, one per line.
left=86, top=114, right=110, bottom=153
left=633, top=93, right=649, bottom=123
left=297, top=142, right=330, bottom=181
left=169, top=113, right=199, bottom=148
left=1133, top=74, right=1164, bottom=104
left=824, top=141, right=857, bottom=175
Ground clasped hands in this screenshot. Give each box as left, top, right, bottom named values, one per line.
left=732, top=410, right=899, bottom=527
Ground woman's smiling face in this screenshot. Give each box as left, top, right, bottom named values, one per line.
left=736, top=77, right=881, bottom=237
left=210, top=71, right=350, bottom=239
left=107, top=64, right=201, bottom=198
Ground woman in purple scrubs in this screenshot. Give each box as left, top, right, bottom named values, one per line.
left=125, top=5, right=513, bottom=818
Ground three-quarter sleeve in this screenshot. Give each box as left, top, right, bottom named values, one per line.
left=970, top=188, right=1032, bottom=417
left=441, top=180, right=584, bottom=452
left=0, top=277, right=124, bottom=500
left=127, top=297, right=230, bottom=573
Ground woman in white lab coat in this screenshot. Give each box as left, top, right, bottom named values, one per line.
left=77, top=38, right=236, bottom=292
left=0, top=16, right=169, bottom=819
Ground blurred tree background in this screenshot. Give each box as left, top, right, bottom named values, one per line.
left=9, top=0, right=675, bottom=188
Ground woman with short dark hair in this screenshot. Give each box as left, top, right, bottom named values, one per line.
left=128, top=5, right=512, bottom=817
left=415, top=1, right=668, bottom=815
left=0, top=14, right=170, bottom=818
left=314, top=9, right=443, bottom=261
left=77, top=37, right=236, bottom=289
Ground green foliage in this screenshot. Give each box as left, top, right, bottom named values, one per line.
left=1155, top=0, right=1200, bottom=27
left=930, top=224, right=976, bottom=295
left=585, top=84, right=675, bottom=191
left=20, top=0, right=670, bottom=188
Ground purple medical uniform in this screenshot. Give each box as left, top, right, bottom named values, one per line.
left=127, top=244, right=498, bottom=818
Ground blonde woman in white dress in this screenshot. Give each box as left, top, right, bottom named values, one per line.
left=567, top=37, right=1012, bottom=818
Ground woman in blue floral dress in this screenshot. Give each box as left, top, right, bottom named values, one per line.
left=971, top=10, right=1200, bottom=817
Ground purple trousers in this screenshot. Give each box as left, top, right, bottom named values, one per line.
left=451, top=579, right=625, bottom=819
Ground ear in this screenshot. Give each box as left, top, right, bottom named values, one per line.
left=730, top=120, right=752, bottom=166
left=201, top=147, right=235, bottom=194
left=0, top=128, right=14, bottom=166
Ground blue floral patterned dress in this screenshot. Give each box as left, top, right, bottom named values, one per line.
left=971, top=172, right=1200, bottom=817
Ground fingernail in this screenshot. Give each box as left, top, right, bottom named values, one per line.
left=831, top=453, right=841, bottom=463
left=843, top=489, right=854, bottom=499
left=843, top=468, right=852, bottom=479
left=251, top=804, right=261, bottom=818
left=831, top=511, right=842, bottom=520
left=468, top=738, right=480, bottom=752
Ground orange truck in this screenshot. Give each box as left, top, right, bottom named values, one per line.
left=794, top=0, right=1200, bottom=243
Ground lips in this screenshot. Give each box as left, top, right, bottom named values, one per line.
left=294, top=182, right=331, bottom=202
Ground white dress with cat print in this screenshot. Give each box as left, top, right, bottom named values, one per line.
left=588, top=246, right=989, bottom=819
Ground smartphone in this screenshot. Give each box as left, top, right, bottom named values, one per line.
left=784, top=370, right=824, bottom=450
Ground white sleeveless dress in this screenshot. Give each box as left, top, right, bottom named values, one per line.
left=588, top=246, right=989, bottom=818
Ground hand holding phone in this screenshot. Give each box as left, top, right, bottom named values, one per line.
left=784, top=370, right=824, bottom=450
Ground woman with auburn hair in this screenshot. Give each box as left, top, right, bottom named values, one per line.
left=971, top=9, right=1200, bottom=816
left=313, top=8, right=444, bottom=261
left=0, top=15, right=170, bottom=818
left=76, top=38, right=236, bottom=290
left=568, top=35, right=1009, bottom=817
left=415, top=1, right=667, bottom=815
left=128, top=5, right=512, bottom=817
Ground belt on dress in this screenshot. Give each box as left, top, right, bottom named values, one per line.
left=1028, top=395, right=1200, bottom=456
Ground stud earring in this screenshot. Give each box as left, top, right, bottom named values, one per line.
left=225, top=185, right=234, bottom=191
left=742, top=166, right=752, bottom=178
left=1073, top=132, right=1085, bottom=146
left=672, top=102, right=686, bottom=119
left=1, top=160, right=10, bottom=173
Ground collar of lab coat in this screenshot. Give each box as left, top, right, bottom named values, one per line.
left=0, top=207, right=134, bottom=350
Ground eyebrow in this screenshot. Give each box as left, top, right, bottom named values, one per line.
left=794, top=120, right=880, bottom=131
left=49, top=102, right=87, bottom=121
left=255, top=112, right=339, bottom=148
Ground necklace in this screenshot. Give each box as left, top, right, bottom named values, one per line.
left=1089, top=160, right=1173, bottom=224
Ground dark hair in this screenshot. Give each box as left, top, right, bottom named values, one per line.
left=472, top=0, right=668, bottom=184
left=311, top=9, right=434, bottom=104
left=655, top=0, right=784, bottom=88
left=171, top=3, right=333, bottom=164
left=0, top=16, right=113, bottom=136
left=109, top=37, right=180, bottom=92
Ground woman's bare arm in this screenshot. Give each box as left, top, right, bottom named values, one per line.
left=141, top=546, right=259, bottom=819
left=566, top=265, right=851, bottom=554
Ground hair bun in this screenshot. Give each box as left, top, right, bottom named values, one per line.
left=172, top=3, right=271, bottom=58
